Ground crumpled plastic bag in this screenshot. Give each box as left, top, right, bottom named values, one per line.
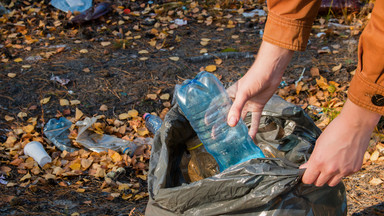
left=146, top=94, right=347, bottom=216
left=76, top=117, right=137, bottom=155
left=44, top=117, right=79, bottom=152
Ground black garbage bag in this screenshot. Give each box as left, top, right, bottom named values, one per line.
left=146, top=95, right=347, bottom=216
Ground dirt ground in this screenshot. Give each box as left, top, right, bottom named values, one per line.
left=0, top=1, right=383, bottom=215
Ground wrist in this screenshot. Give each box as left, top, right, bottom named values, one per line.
left=340, top=99, right=381, bottom=129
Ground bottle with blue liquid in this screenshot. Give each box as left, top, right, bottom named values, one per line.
left=175, top=71, right=265, bottom=171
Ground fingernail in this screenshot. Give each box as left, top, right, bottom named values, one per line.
left=228, top=116, right=236, bottom=126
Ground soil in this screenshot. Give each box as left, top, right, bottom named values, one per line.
left=0, top=1, right=383, bottom=215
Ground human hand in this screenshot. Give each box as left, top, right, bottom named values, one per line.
left=227, top=41, right=293, bottom=138
left=300, top=99, right=381, bottom=187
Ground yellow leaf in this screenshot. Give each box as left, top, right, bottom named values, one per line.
left=40, top=97, right=51, bottom=104
left=137, top=174, right=147, bottom=181
left=81, top=158, right=93, bottom=170
left=296, top=81, right=304, bottom=94
left=137, top=127, right=149, bottom=136
left=316, top=76, right=329, bottom=90
left=215, top=58, right=223, bottom=65
left=14, top=58, right=23, bottom=62
left=101, top=42, right=111, bottom=47
left=118, top=183, right=131, bottom=191
left=8, top=73, right=17, bottom=78
left=146, top=94, right=157, bottom=100
left=122, top=193, right=133, bottom=200
left=23, top=124, right=35, bottom=133
left=80, top=49, right=88, bottom=54
left=60, top=99, right=70, bottom=106
left=17, top=112, right=27, bottom=118
left=119, top=113, right=130, bottom=120
left=75, top=108, right=83, bottom=120
left=169, top=57, right=179, bottom=61
left=70, top=100, right=81, bottom=105
left=160, top=93, right=170, bottom=100
left=69, top=162, right=81, bottom=171
left=76, top=188, right=85, bottom=193
left=20, top=173, right=31, bottom=182
left=4, top=115, right=15, bottom=121
left=138, top=50, right=149, bottom=54
left=205, top=65, right=217, bottom=72
left=332, top=63, right=342, bottom=72
left=111, top=152, right=122, bottom=163
left=127, top=109, right=138, bottom=118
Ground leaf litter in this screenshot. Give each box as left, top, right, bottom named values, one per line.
left=0, top=0, right=383, bottom=215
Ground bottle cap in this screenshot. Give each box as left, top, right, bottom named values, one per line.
left=143, top=113, right=150, bottom=120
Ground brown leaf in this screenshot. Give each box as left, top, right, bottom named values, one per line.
left=81, top=158, right=93, bottom=170
left=20, top=173, right=31, bottom=182
left=310, top=67, right=320, bottom=77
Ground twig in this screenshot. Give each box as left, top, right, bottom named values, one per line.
left=0, top=95, right=14, bottom=101
left=185, top=52, right=256, bottom=63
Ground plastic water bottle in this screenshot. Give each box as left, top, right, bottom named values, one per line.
left=143, top=113, right=163, bottom=134
left=175, top=71, right=265, bottom=171
left=51, top=0, right=92, bottom=12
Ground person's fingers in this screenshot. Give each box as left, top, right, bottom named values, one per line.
left=248, top=111, right=262, bottom=139
left=227, top=93, right=248, bottom=127
left=226, top=82, right=238, bottom=99
left=327, top=175, right=343, bottom=187
left=299, top=162, right=308, bottom=169
left=314, top=172, right=333, bottom=187
left=301, top=164, right=321, bottom=185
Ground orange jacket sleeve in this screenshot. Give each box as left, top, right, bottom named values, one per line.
left=263, top=0, right=321, bottom=51
left=264, top=0, right=384, bottom=115
left=348, top=0, right=384, bottom=115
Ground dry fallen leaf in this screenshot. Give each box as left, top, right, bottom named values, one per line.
left=370, top=150, right=380, bottom=161
left=160, top=94, right=170, bottom=100
left=100, top=104, right=108, bottom=111
left=80, top=49, right=88, bottom=54
left=8, top=73, right=17, bottom=78
left=215, top=58, right=223, bottom=65
left=60, top=99, right=70, bottom=106
left=332, top=63, right=342, bottom=72
left=369, top=177, right=383, bottom=186
left=119, top=113, right=130, bottom=120
left=200, top=48, right=207, bottom=53
left=310, top=67, right=320, bottom=77
left=205, top=65, right=217, bottom=72
left=128, top=109, right=139, bottom=117
left=138, top=50, right=149, bottom=54
left=17, top=112, right=27, bottom=118
left=4, top=115, right=15, bottom=121
left=40, top=97, right=51, bottom=104
left=20, top=173, right=31, bottom=182
left=146, top=94, right=157, bottom=100
left=70, top=100, right=81, bottom=105
left=76, top=188, right=85, bottom=193
left=14, top=58, right=23, bottom=62
left=75, top=108, right=83, bottom=120
left=101, top=42, right=111, bottom=47
left=169, top=57, right=179, bottom=61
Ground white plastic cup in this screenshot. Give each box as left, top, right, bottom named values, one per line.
left=24, top=141, right=52, bottom=167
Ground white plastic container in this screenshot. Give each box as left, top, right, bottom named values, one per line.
left=24, top=141, right=52, bottom=167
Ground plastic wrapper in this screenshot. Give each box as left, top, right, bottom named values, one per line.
left=44, top=117, right=79, bottom=152
left=76, top=117, right=137, bottom=155
left=146, top=94, right=347, bottom=215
